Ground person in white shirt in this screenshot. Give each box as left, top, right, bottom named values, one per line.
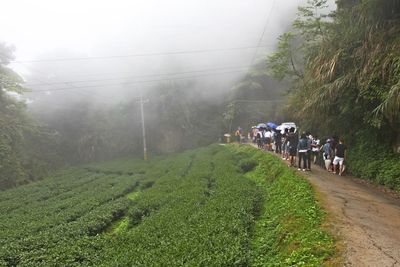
left=311, top=135, right=321, bottom=164
left=264, top=129, right=272, bottom=151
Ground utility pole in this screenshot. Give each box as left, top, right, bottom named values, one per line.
left=139, top=92, right=148, bottom=161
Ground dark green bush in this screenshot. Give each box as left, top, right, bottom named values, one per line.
left=346, top=131, right=400, bottom=191
left=239, top=158, right=258, bottom=173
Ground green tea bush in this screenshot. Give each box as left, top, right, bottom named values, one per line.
left=97, top=146, right=264, bottom=266
left=0, top=167, right=142, bottom=266
left=0, top=144, right=337, bottom=266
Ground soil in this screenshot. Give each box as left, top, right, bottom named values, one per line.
left=296, top=162, right=400, bottom=266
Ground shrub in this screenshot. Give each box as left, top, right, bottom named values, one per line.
left=347, top=132, right=400, bottom=191
left=239, top=158, right=258, bottom=173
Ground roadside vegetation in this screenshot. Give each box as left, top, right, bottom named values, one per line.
left=269, top=0, right=400, bottom=191
left=231, top=145, right=336, bottom=266
left=0, top=144, right=336, bottom=266
left=229, top=0, right=400, bottom=191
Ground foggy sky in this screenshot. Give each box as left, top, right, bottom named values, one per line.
left=0, top=0, right=335, bottom=106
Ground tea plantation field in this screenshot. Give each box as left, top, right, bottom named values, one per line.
left=0, top=145, right=336, bottom=266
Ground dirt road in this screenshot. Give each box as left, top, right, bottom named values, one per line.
left=301, top=165, right=400, bottom=266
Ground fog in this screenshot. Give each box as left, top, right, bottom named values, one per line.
left=1, top=0, right=315, bottom=104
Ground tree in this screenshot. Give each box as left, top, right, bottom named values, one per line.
left=0, top=43, right=62, bottom=189
left=267, top=0, right=400, bottom=143
left=265, top=0, right=400, bottom=189
left=0, top=43, right=30, bottom=188
left=224, top=60, right=287, bottom=132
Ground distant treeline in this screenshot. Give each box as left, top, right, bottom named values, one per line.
left=1, top=44, right=226, bottom=189
left=0, top=43, right=57, bottom=189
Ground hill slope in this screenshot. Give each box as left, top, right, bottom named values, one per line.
left=0, top=145, right=335, bottom=266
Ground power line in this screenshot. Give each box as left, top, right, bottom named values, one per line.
left=27, top=69, right=247, bottom=93
left=15, top=3, right=279, bottom=97
left=22, top=72, right=93, bottom=99
left=249, top=0, right=276, bottom=66
left=233, top=99, right=285, bottom=103
left=23, top=61, right=245, bottom=80
left=20, top=63, right=110, bottom=101
left=10, top=45, right=275, bottom=64
left=24, top=65, right=255, bottom=87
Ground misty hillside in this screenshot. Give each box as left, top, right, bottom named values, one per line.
left=1, top=0, right=316, bottom=187
left=1, top=0, right=400, bottom=266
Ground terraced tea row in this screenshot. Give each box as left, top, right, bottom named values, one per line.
left=96, top=146, right=264, bottom=266
left=0, top=149, right=197, bottom=266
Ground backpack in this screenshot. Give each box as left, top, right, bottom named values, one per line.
left=299, top=138, right=307, bottom=150
left=323, top=143, right=331, bottom=154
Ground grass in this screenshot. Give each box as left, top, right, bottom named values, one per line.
left=106, top=217, right=129, bottom=234
left=229, top=145, right=337, bottom=266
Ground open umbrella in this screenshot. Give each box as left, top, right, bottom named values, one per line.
left=266, top=122, right=278, bottom=129
left=256, top=123, right=267, bottom=129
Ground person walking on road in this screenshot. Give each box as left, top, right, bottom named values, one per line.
left=306, top=133, right=312, bottom=171
left=311, top=135, right=321, bottom=164
left=287, top=127, right=298, bottom=167
left=333, top=138, right=347, bottom=176
left=322, top=139, right=334, bottom=171
left=235, top=127, right=242, bottom=143
left=274, top=129, right=282, bottom=154
left=256, top=130, right=263, bottom=148
left=298, top=133, right=308, bottom=171
left=264, top=128, right=272, bottom=151
left=282, top=128, right=289, bottom=160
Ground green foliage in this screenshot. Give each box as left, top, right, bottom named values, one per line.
left=97, top=145, right=264, bottom=266
left=276, top=0, right=400, bottom=135
left=0, top=42, right=61, bottom=189
left=268, top=32, right=303, bottom=82
left=0, top=166, right=139, bottom=265
left=231, top=145, right=336, bottom=266
left=265, top=0, right=400, bottom=187
left=224, top=22, right=312, bottom=131
left=224, top=61, right=287, bottom=131
left=0, top=146, right=259, bottom=265
left=145, top=81, right=224, bottom=152
left=30, top=79, right=225, bottom=167
left=346, top=131, right=400, bottom=191
left=0, top=43, right=24, bottom=94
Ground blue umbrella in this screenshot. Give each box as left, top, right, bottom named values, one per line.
left=256, top=123, right=267, bottom=129
left=266, top=122, right=278, bottom=129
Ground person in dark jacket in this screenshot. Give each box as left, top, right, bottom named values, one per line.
left=306, top=133, right=312, bottom=171
left=333, top=138, right=347, bottom=175
left=274, top=129, right=282, bottom=154
left=322, top=139, right=334, bottom=171
left=297, top=133, right=308, bottom=171
left=287, top=127, right=298, bottom=167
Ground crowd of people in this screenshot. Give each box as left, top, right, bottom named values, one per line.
left=242, top=126, right=347, bottom=176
